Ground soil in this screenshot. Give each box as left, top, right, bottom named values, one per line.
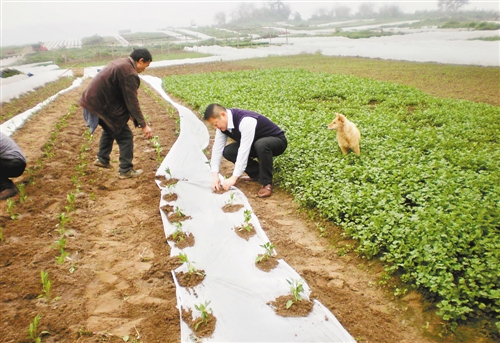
left=181, top=309, right=216, bottom=339
left=221, top=203, right=244, bottom=213
left=268, top=295, right=314, bottom=317
left=175, top=271, right=205, bottom=289
left=255, top=255, right=279, bottom=272
left=234, top=223, right=256, bottom=241
left=166, top=232, right=195, bottom=249
left=0, top=62, right=493, bottom=343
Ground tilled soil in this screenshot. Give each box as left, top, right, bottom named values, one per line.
left=0, top=63, right=491, bottom=343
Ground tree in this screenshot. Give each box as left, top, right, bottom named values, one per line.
left=378, top=4, right=402, bottom=18
left=357, top=2, right=376, bottom=18
left=334, top=5, right=352, bottom=19
left=438, top=0, right=470, bottom=12
left=214, top=11, right=226, bottom=26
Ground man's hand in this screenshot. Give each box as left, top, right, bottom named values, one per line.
left=222, top=175, right=238, bottom=190
left=142, top=125, right=153, bottom=139
left=211, top=173, right=221, bottom=191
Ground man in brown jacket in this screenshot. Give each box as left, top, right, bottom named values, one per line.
left=79, top=48, right=153, bottom=178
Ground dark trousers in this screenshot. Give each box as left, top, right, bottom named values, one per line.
left=0, top=159, right=26, bottom=191
left=97, top=121, right=134, bottom=173
left=223, top=135, right=287, bottom=186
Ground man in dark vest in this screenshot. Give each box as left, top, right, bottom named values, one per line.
left=204, top=103, right=287, bottom=198
left=79, top=48, right=153, bottom=179
left=0, top=132, right=27, bottom=200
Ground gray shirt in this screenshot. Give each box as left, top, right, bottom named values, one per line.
left=0, top=132, right=26, bottom=162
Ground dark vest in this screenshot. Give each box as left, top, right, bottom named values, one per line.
left=222, top=108, right=284, bottom=143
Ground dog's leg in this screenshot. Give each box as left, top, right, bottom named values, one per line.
left=340, top=146, right=349, bottom=154
left=352, top=145, right=360, bottom=155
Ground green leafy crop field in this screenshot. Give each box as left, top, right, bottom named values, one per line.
left=162, top=68, right=500, bottom=329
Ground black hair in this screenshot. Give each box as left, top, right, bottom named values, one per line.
left=203, top=103, right=226, bottom=121
left=130, top=48, right=152, bottom=62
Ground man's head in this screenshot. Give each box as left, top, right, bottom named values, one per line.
left=130, top=48, right=152, bottom=73
left=204, top=103, right=229, bottom=131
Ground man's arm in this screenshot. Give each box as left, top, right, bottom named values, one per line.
left=221, top=117, right=256, bottom=190
left=210, top=129, right=228, bottom=190
left=122, top=74, right=152, bottom=138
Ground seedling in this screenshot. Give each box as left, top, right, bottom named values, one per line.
left=174, top=206, right=186, bottom=218
left=165, top=167, right=172, bottom=178
left=166, top=183, right=176, bottom=195
left=57, top=212, right=70, bottom=235
left=27, top=314, right=49, bottom=343
left=38, top=270, right=51, bottom=302
left=172, top=222, right=185, bottom=242
left=194, top=301, right=212, bottom=331
left=18, top=183, right=28, bottom=203
left=6, top=198, right=19, bottom=220
left=226, top=192, right=236, bottom=205
left=151, top=135, right=163, bottom=163
left=178, top=253, right=204, bottom=277
left=255, top=242, right=275, bottom=263
left=56, top=248, right=69, bottom=264
left=239, top=209, right=253, bottom=232
left=55, top=237, right=67, bottom=251
left=286, top=279, right=305, bottom=309
left=66, top=192, right=76, bottom=212
left=0, top=227, right=3, bottom=242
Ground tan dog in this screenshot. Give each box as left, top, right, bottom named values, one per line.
left=327, top=113, right=361, bottom=155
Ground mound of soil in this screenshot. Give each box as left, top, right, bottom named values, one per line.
left=181, top=308, right=217, bottom=339
left=234, top=223, right=256, bottom=240
left=268, top=295, right=314, bottom=317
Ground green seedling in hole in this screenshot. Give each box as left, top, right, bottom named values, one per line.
left=226, top=192, right=236, bottom=205
left=166, top=183, right=175, bottom=195
left=286, top=279, right=305, bottom=309
left=194, top=301, right=212, bottom=331
left=255, top=242, right=275, bottom=263
left=55, top=237, right=67, bottom=250
left=151, top=135, right=163, bottom=162
left=6, top=198, right=19, bottom=220
left=66, top=192, right=76, bottom=212
left=165, top=167, right=172, bottom=178
left=239, top=209, right=253, bottom=232
left=56, top=248, right=69, bottom=264
left=83, top=129, right=94, bottom=142
left=39, top=270, right=52, bottom=302
left=17, top=183, right=28, bottom=203
left=57, top=213, right=70, bottom=235
left=172, top=222, right=185, bottom=242
left=27, top=314, right=49, bottom=343
left=178, top=253, right=204, bottom=277
left=174, top=206, right=186, bottom=218
left=0, top=227, right=4, bottom=242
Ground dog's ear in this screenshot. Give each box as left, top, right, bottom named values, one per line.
left=337, top=113, right=345, bottom=122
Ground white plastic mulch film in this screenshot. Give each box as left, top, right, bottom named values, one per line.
left=141, top=75, right=356, bottom=343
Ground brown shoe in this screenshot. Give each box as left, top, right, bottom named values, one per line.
left=258, top=184, right=272, bottom=198
left=0, top=186, right=19, bottom=200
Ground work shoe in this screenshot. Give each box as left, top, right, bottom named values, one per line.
left=257, top=184, right=272, bottom=198
left=0, top=186, right=19, bottom=200
left=94, top=158, right=112, bottom=169
left=119, top=169, right=143, bottom=179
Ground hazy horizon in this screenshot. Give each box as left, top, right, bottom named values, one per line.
left=1, top=0, right=499, bottom=47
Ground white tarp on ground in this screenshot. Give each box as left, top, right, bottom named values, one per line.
left=141, top=75, right=356, bottom=342
left=177, top=29, right=500, bottom=67
left=0, top=78, right=83, bottom=136
left=0, top=62, right=74, bottom=103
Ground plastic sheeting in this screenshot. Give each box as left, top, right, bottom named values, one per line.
left=0, top=78, right=83, bottom=137
left=142, top=75, right=356, bottom=342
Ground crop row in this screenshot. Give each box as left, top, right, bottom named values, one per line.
left=161, top=68, right=500, bottom=329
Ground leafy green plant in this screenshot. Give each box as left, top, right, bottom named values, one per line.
left=57, top=212, right=70, bottom=235
left=0, top=227, right=4, bottom=242
left=226, top=192, right=236, bottom=205
left=178, top=253, right=204, bottom=277
left=172, top=222, right=185, bottom=242
left=286, top=279, right=305, bottom=309
left=38, top=271, right=52, bottom=302
left=255, top=242, right=275, bottom=263
left=174, top=206, right=186, bottom=218
left=150, top=135, right=163, bottom=163
left=163, top=68, right=500, bottom=326
left=56, top=248, right=69, bottom=264
left=6, top=198, right=19, bottom=220
left=17, top=183, right=28, bottom=203
left=194, top=301, right=212, bottom=331
left=65, top=192, right=76, bottom=212
left=165, top=167, right=172, bottom=178
left=27, top=314, right=49, bottom=343
left=238, top=209, right=253, bottom=232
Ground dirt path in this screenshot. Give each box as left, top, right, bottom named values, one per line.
left=0, top=70, right=491, bottom=342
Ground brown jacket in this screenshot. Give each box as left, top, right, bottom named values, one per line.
left=79, top=57, right=146, bottom=135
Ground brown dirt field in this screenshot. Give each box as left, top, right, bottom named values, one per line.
left=1, top=62, right=496, bottom=343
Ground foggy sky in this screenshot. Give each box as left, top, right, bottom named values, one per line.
left=1, top=1, right=498, bottom=46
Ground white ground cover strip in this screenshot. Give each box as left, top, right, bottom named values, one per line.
left=0, top=78, right=83, bottom=137
left=1, top=63, right=74, bottom=103
left=142, top=75, right=356, bottom=342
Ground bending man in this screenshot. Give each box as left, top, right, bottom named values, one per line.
left=79, top=48, right=153, bottom=179
left=0, top=132, right=27, bottom=200
left=204, top=103, right=287, bottom=198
